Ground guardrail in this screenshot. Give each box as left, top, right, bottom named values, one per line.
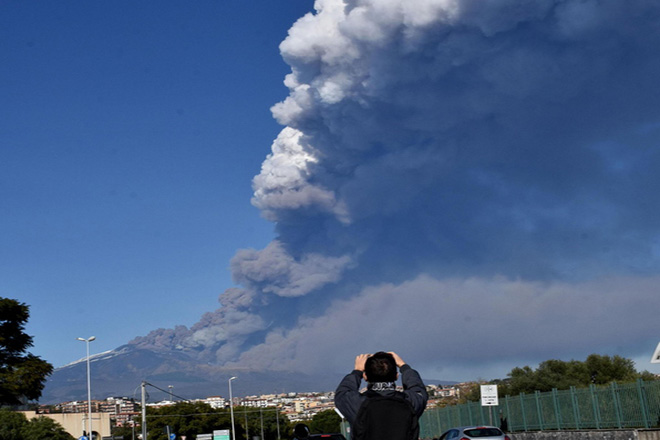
left=419, top=379, right=660, bottom=437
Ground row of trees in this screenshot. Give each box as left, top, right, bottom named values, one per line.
left=459, top=354, right=656, bottom=403
left=0, top=398, right=338, bottom=440
left=110, top=403, right=341, bottom=440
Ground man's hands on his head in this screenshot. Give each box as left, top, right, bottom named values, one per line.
left=388, top=352, right=406, bottom=368
left=355, top=352, right=406, bottom=371
left=354, top=353, right=370, bottom=372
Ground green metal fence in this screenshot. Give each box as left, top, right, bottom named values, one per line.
left=419, top=379, right=660, bottom=438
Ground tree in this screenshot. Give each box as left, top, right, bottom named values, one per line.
left=0, top=408, right=28, bottom=440
left=144, top=401, right=226, bottom=440
left=0, top=410, right=73, bottom=440
left=110, top=424, right=136, bottom=440
left=458, top=382, right=482, bottom=404
left=499, top=354, right=649, bottom=396
left=309, top=409, right=342, bottom=434
left=144, top=402, right=275, bottom=440
left=240, top=406, right=291, bottom=440
left=584, top=354, right=638, bottom=385
left=21, top=416, right=74, bottom=440
left=142, top=403, right=292, bottom=440
left=0, top=298, right=53, bottom=405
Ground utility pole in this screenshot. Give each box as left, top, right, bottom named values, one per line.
left=260, top=408, right=264, bottom=440
left=244, top=411, right=249, bottom=440
left=276, top=408, right=280, bottom=440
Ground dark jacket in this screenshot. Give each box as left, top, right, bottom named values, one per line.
left=334, top=364, right=428, bottom=428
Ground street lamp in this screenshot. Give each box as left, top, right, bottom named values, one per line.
left=228, top=377, right=237, bottom=440
left=77, top=336, right=96, bottom=440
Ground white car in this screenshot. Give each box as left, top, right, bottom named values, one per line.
left=439, top=426, right=511, bottom=440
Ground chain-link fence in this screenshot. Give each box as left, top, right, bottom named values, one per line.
left=419, top=379, right=660, bottom=438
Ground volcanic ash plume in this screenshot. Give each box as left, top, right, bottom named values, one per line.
left=133, top=0, right=660, bottom=378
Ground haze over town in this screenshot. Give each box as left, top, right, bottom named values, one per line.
left=3, top=0, right=660, bottom=387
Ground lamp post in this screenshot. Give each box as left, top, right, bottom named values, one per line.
left=77, top=336, right=96, bottom=440
left=228, top=377, right=237, bottom=440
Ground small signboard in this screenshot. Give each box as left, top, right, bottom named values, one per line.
left=651, top=342, right=660, bottom=363
left=480, top=384, right=499, bottom=406
left=213, top=429, right=230, bottom=440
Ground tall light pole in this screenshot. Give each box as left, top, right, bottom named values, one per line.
left=228, top=377, right=237, bottom=440
left=77, top=336, right=96, bottom=440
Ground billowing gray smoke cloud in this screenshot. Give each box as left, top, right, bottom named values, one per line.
left=134, top=0, right=660, bottom=380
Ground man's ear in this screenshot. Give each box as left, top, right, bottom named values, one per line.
left=363, top=372, right=368, bottom=381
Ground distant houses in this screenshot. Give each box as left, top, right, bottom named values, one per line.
left=33, top=384, right=465, bottom=436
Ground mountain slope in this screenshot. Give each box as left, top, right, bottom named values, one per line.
left=40, top=345, right=343, bottom=404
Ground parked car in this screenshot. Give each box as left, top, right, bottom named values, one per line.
left=439, top=426, right=511, bottom=440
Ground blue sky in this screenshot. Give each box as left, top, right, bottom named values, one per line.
left=2, top=0, right=313, bottom=367
left=3, top=0, right=660, bottom=383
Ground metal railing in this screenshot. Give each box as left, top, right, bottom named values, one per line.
left=419, top=379, right=660, bottom=438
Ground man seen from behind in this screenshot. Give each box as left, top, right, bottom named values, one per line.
left=334, top=352, right=428, bottom=440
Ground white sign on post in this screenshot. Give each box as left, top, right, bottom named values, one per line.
left=480, top=385, right=499, bottom=406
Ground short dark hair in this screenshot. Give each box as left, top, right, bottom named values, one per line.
left=293, top=423, right=309, bottom=439
left=364, top=351, right=397, bottom=382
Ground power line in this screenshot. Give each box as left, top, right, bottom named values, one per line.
left=142, top=381, right=189, bottom=402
